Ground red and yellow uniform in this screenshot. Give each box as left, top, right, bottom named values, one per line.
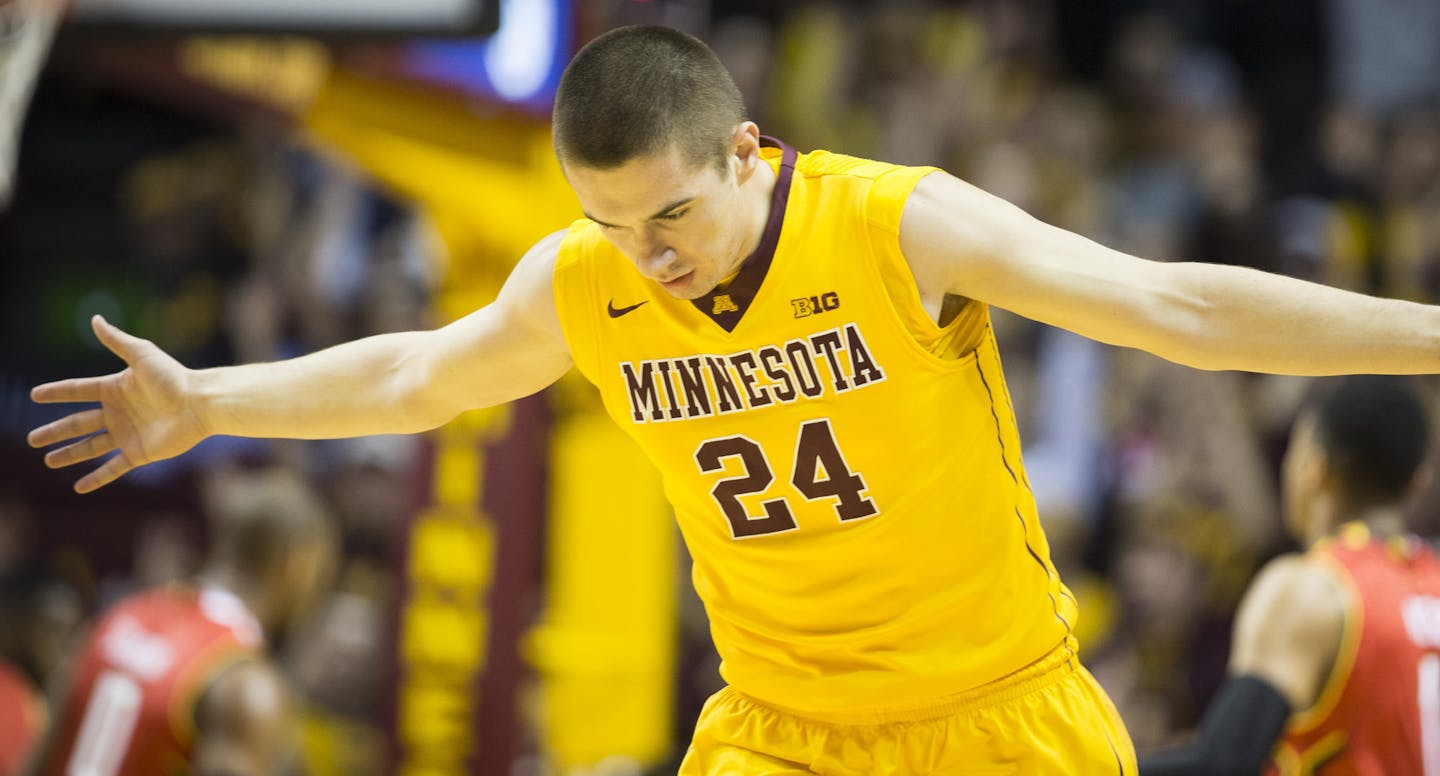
left=42, top=586, right=262, bottom=776
left=1270, top=523, right=1440, bottom=775
left=0, top=657, right=45, bottom=776
left=554, top=139, right=1133, bottom=772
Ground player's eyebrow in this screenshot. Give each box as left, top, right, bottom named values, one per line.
left=585, top=197, right=696, bottom=228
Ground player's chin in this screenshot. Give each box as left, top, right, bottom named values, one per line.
left=659, top=269, right=701, bottom=298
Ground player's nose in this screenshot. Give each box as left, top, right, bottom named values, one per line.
left=641, top=245, right=679, bottom=281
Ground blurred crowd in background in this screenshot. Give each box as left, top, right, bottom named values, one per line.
left=3, top=0, right=1440, bottom=774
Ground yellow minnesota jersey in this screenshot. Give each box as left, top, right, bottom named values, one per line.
left=552, top=139, right=1075, bottom=715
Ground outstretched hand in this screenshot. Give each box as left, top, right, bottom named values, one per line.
left=28, top=315, right=209, bottom=493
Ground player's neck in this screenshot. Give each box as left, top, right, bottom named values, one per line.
left=196, top=567, right=275, bottom=633
left=1349, top=506, right=1407, bottom=539
left=731, top=155, right=778, bottom=273
left=1309, top=503, right=1407, bottom=546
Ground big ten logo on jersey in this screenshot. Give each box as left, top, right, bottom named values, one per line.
left=1404, top=595, right=1440, bottom=648
left=791, top=291, right=840, bottom=319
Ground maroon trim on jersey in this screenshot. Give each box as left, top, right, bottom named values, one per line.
left=692, top=136, right=797, bottom=332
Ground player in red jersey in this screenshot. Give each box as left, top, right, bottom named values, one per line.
left=1140, top=375, right=1440, bottom=775
left=26, top=469, right=335, bottom=776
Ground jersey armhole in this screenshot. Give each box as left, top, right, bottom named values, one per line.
left=552, top=221, right=603, bottom=383
left=1285, top=555, right=1363, bottom=735
left=864, top=167, right=988, bottom=360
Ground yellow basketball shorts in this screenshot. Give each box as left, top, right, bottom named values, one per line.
left=679, top=639, right=1136, bottom=775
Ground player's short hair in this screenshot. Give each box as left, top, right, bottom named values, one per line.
left=553, top=25, right=745, bottom=173
left=1312, top=375, right=1430, bottom=506
left=208, top=469, right=333, bottom=575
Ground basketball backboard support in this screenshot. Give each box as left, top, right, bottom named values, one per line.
left=0, top=0, right=500, bottom=210
left=0, top=0, right=65, bottom=209
left=66, top=0, right=498, bottom=36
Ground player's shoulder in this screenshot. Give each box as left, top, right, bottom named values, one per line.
left=552, top=218, right=623, bottom=275
left=793, top=148, right=917, bottom=182
left=199, top=657, right=284, bottom=719
left=523, top=226, right=570, bottom=268
left=1253, top=553, right=1345, bottom=598
left=1239, top=553, right=1348, bottom=638
left=503, top=227, right=571, bottom=297
left=100, top=586, right=185, bottom=624
left=193, top=657, right=288, bottom=755
left=793, top=149, right=945, bottom=241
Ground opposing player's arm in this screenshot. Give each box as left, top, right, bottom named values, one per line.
left=899, top=172, right=1440, bottom=374
left=191, top=659, right=291, bottom=776
left=1137, top=555, right=1345, bottom=775
left=1227, top=554, right=1347, bottom=711
left=29, top=231, right=572, bottom=492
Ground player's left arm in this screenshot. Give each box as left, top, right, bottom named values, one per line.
left=899, top=171, right=1440, bottom=374
left=191, top=659, right=291, bottom=776
left=1137, top=555, right=1346, bottom=775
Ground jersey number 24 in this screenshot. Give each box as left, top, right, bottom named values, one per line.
left=694, top=418, right=878, bottom=539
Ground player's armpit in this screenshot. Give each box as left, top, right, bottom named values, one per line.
left=192, top=659, right=291, bottom=776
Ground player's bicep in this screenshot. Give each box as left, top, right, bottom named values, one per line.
left=192, top=660, right=290, bottom=776
left=412, top=231, right=574, bottom=413
left=1228, top=556, right=1347, bottom=712
left=898, top=172, right=1201, bottom=353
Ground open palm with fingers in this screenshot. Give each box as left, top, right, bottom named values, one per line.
left=28, top=315, right=209, bottom=493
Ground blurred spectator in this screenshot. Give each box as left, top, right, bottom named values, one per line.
left=96, top=512, right=200, bottom=609
left=0, top=492, right=34, bottom=579
left=1326, top=0, right=1440, bottom=119
left=0, top=568, right=84, bottom=688
left=0, top=567, right=84, bottom=775
left=287, top=581, right=389, bottom=776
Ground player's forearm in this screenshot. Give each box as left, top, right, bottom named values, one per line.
left=1163, top=262, right=1440, bottom=374
left=193, top=331, right=457, bottom=439
left=1137, top=675, right=1291, bottom=775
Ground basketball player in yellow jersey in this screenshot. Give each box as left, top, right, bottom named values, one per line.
left=26, top=25, right=1440, bottom=775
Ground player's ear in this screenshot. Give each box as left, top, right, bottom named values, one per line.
left=731, top=122, right=761, bottom=184
left=1408, top=464, right=1433, bottom=503
left=1310, top=446, right=1339, bottom=496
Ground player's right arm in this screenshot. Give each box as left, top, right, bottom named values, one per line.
left=29, top=231, right=572, bottom=493
left=899, top=172, right=1440, bottom=375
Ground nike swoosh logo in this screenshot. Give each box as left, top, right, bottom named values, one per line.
left=607, top=300, right=648, bottom=318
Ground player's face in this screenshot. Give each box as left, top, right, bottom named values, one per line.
left=279, top=536, right=337, bottom=636
left=564, top=139, right=758, bottom=300
left=1282, top=414, right=1324, bottom=542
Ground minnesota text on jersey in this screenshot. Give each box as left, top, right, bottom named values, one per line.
left=619, top=322, right=886, bottom=423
